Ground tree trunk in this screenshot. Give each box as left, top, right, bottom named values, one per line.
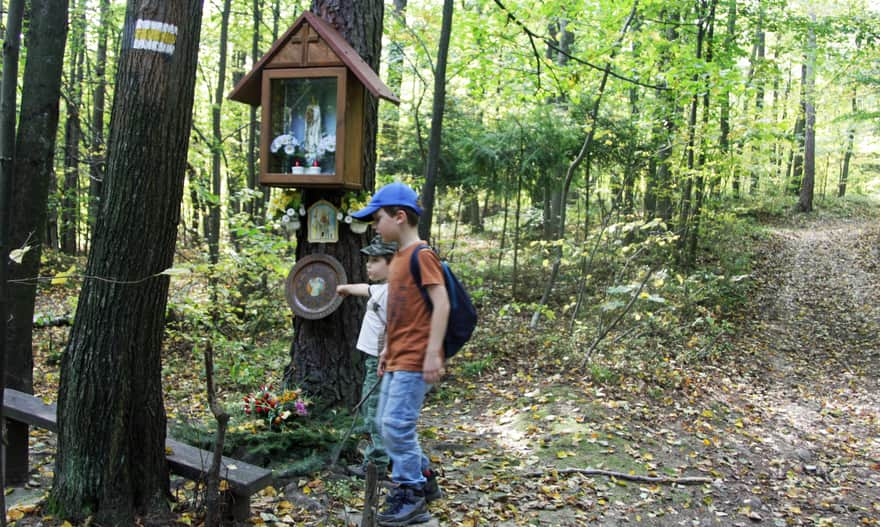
left=60, top=0, right=85, bottom=255
left=797, top=15, right=816, bottom=212
left=209, top=0, right=231, bottom=265
left=650, top=8, right=676, bottom=223
left=45, top=170, right=59, bottom=249
left=788, top=65, right=807, bottom=195
left=677, top=1, right=707, bottom=262
left=718, top=0, right=735, bottom=194
left=52, top=2, right=204, bottom=523
left=838, top=88, right=855, bottom=197
left=88, top=0, right=111, bottom=233
left=283, top=0, right=383, bottom=408
left=7, top=0, right=69, bottom=483
left=246, top=0, right=262, bottom=219
left=0, top=0, right=26, bottom=515
left=686, top=0, right=716, bottom=269
left=382, top=0, right=406, bottom=152
left=748, top=3, right=765, bottom=195
left=418, top=0, right=454, bottom=242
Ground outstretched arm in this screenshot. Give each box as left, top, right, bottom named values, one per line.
left=336, top=283, right=370, bottom=297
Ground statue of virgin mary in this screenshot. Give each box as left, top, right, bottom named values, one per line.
left=303, top=98, right=322, bottom=162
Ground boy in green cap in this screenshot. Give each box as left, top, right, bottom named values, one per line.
left=337, top=235, right=398, bottom=478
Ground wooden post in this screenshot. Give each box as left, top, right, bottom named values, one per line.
left=361, top=462, right=378, bottom=527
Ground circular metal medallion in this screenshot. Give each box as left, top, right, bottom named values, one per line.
left=285, top=254, right=348, bottom=320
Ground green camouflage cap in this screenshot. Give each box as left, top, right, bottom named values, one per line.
left=360, top=235, right=398, bottom=256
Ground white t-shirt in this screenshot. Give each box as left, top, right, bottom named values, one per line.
left=355, top=283, right=387, bottom=356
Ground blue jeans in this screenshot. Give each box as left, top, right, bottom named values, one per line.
left=377, top=371, right=431, bottom=487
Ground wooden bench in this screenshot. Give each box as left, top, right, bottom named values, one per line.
left=2, top=388, right=272, bottom=522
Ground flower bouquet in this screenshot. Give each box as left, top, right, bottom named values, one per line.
left=341, top=191, right=371, bottom=233
left=267, top=190, right=304, bottom=231
left=242, top=384, right=309, bottom=432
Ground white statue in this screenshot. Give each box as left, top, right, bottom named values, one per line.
left=304, top=98, right=321, bottom=161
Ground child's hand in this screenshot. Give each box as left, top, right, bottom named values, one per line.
left=423, top=350, right=445, bottom=384
left=336, top=284, right=351, bottom=296
left=377, top=350, right=387, bottom=377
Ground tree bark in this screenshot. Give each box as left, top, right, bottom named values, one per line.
left=209, top=0, right=231, bottom=265
left=418, top=0, right=454, bottom=242
left=797, top=15, right=816, bottom=212
left=4, top=0, right=69, bottom=484
left=52, top=1, right=205, bottom=523
left=686, top=0, right=716, bottom=269
left=0, top=0, right=28, bottom=512
left=282, top=0, right=383, bottom=408
left=246, top=0, right=262, bottom=219
left=88, top=0, right=111, bottom=233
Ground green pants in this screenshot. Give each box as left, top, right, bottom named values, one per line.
left=361, top=355, right=389, bottom=467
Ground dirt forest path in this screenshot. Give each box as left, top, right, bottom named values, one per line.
left=418, top=215, right=880, bottom=526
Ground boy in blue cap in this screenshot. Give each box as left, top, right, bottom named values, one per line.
left=351, top=182, right=448, bottom=526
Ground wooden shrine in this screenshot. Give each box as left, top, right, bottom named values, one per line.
left=228, top=12, right=399, bottom=189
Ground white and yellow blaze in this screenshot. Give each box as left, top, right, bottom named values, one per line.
left=133, top=19, right=177, bottom=55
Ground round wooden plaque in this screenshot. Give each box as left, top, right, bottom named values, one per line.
left=285, top=254, right=348, bottom=319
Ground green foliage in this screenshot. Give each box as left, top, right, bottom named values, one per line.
left=171, top=407, right=353, bottom=472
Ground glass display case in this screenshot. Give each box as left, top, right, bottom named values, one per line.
left=260, top=67, right=358, bottom=188
left=268, top=77, right=338, bottom=176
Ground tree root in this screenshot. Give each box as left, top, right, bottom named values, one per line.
left=522, top=467, right=712, bottom=485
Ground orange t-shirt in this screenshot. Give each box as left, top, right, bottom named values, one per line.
left=385, top=242, right=444, bottom=372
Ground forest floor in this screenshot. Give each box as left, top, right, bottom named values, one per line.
left=9, top=211, right=880, bottom=526
left=377, top=213, right=880, bottom=527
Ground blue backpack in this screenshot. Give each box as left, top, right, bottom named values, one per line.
left=410, top=245, right=478, bottom=358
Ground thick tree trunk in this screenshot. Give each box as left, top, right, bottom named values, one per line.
left=52, top=2, right=204, bottom=523
left=283, top=0, right=383, bottom=408
left=88, top=0, right=111, bottom=233
left=797, top=15, right=816, bottom=212
left=0, top=0, right=26, bottom=519
left=5, top=0, right=67, bottom=488
left=418, top=0, right=454, bottom=242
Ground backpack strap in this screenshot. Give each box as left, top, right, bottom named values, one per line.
left=409, top=244, right=433, bottom=309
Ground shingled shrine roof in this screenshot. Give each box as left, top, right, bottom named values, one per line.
left=228, top=11, right=399, bottom=106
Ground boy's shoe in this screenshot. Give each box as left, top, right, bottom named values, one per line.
left=376, top=485, right=431, bottom=526
left=423, top=469, right=443, bottom=503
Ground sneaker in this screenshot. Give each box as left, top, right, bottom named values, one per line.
left=423, top=469, right=443, bottom=503
left=376, top=485, right=431, bottom=526
left=347, top=463, right=388, bottom=480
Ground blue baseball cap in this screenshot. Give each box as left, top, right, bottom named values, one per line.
left=350, top=182, right=423, bottom=220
